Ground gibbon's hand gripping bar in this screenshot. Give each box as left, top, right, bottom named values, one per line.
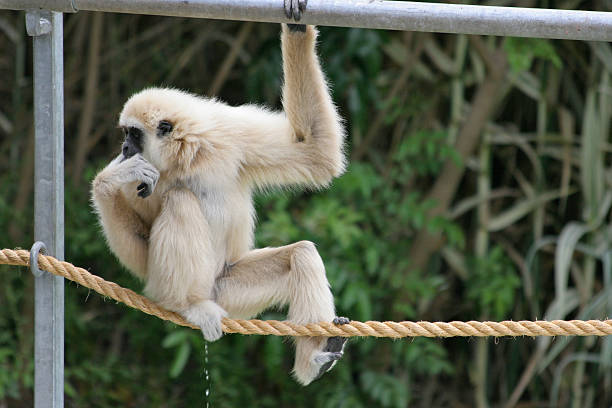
left=3, top=247, right=612, bottom=338
left=1, top=0, right=612, bottom=41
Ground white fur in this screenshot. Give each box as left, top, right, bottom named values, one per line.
left=182, top=300, right=228, bottom=341
left=91, top=25, right=346, bottom=386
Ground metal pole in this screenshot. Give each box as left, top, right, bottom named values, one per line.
left=3, top=0, right=612, bottom=41
left=26, top=9, right=65, bottom=408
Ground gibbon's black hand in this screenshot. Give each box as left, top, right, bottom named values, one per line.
left=285, top=0, right=307, bottom=32
left=137, top=182, right=152, bottom=198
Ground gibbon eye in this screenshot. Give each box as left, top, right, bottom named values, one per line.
left=157, top=120, right=173, bottom=136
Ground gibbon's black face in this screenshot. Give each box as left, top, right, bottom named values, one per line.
left=121, top=120, right=173, bottom=160
left=122, top=126, right=144, bottom=159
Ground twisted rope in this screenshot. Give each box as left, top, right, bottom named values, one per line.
left=2, top=248, right=612, bottom=338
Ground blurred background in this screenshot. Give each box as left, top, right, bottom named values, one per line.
left=1, top=0, right=612, bottom=406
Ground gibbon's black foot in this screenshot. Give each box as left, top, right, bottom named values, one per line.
left=333, top=316, right=350, bottom=325
left=137, top=182, right=152, bottom=198
left=284, top=0, right=307, bottom=32
left=314, top=317, right=350, bottom=381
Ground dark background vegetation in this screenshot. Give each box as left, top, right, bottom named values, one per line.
left=2, top=0, right=612, bottom=406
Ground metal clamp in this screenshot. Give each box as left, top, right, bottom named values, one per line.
left=30, top=241, right=47, bottom=277
left=25, top=10, right=53, bottom=36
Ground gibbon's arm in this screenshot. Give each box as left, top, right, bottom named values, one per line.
left=236, top=25, right=345, bottom=189
left=145, top=186, right=228, bottom=342
left=91, top=155, right=157, bottom=279
left=145, top=187, right=221, bottom=311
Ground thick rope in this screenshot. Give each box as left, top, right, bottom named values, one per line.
left=2, top=248, right=612, bottom=338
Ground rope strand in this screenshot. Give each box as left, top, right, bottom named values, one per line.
left=2, top=248, right=611, bottom=338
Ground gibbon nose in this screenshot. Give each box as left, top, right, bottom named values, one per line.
left=122, top=142, right=137, bottom=159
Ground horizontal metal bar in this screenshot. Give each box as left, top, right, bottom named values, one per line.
left=1, top=0, right=610, bottom=41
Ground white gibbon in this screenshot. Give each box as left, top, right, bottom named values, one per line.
left=91, top=17, right=348, bottom=385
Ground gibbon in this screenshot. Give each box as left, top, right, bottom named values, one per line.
left=91, top=19, right=348, bottom=385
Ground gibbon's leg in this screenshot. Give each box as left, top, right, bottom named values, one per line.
left=145, top=187, right=227, bottom=342
left=91, top=154, right=159, bottom=279
left=215, top=241, right=348, bottom=385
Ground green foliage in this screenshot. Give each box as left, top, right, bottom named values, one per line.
left=0, top=330, right=28, bottom=400
left=504, top=37, right=561, bottom=72
left=393, top=130, right=462, bottom=176
left=319, top=27, right=388, bottom=135
left=360, top=371, right=410, bottom=408
left=396, top=338, right=453, bottom=376
left=162, top=330, right=195, bottom=378
left=467, top=246, right=521, bottom=320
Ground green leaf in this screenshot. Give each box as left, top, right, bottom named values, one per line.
left=505, top=37, right=561, bottom=72
left=162, top=330, right=188, bottom=348
left=488, top=189, right=573, bottom=232
left=169, top=342, right=191, bottom=378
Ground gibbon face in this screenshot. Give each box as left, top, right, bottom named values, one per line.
left=118, top=88, right=209, bottom=175
left=119, top=118, right=174, bottom=173
left=121, top=120, right=173, bottom=159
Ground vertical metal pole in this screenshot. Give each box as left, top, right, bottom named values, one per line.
left=26, top=10, right=65, bottom=408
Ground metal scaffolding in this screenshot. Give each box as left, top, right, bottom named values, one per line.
left=1, top=0, right=611, bottom=407
left=24, top=9, right=65, bottom=408
left=1, top=0, right=611, bottom=41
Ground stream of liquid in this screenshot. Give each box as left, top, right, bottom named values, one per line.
left=204, top=342, right=210, bottom=408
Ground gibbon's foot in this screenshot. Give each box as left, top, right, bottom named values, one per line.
left=333, top=316, right=350, bottom=325
left=284, top=0, right=307, bottom=32
left=313, top=317, right=350, bottom=381
left=181, top=300, right=228, bottom=342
